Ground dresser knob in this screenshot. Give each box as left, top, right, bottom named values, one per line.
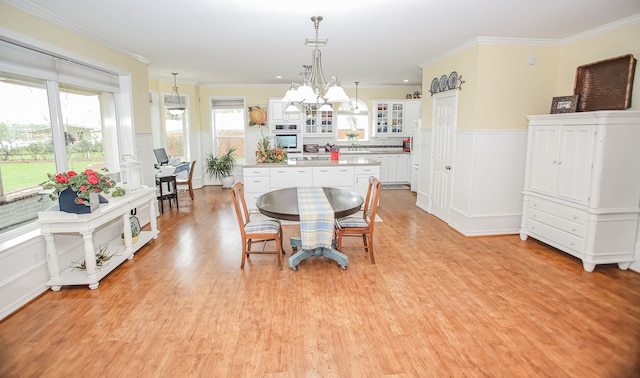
left=569, top=241, right=574, bottom=245
left=571, top=227, right=576, bottom=231
left=572, top=215, right=577, bottom=219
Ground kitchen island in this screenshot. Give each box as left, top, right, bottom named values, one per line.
left=242, top=156, right=380, bottom=211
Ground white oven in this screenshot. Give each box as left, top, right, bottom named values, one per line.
left=273, top=124, right=302, bottom=154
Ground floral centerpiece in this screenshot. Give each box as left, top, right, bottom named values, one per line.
left=42, top=169, right=116, bottom=206
left=256, top=136, right=288, bottom=163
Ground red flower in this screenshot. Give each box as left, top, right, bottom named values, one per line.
left=79, top=185, right=87, bottom=191
left=94, top=188, right=100, bottom=192
left=77, top=198, right=84, bottom=204
left=55, top=174, right=68, bottom=184
left=84, top=169, right=97, bottom=175
left=87, top=174, right=99, bottom=185
left=67, top=171, right=77, bottom=177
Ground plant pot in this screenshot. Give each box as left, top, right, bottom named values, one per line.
left=221, top=175, right=235, bottom=189
left=58, top=188, right=104, bottom=214
left=121, top=235, right=139, bottom=245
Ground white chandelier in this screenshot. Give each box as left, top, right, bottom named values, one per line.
left=282, top=16, right=349, bottom=112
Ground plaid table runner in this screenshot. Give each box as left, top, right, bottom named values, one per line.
left=297, top=187, right=334, bottom=250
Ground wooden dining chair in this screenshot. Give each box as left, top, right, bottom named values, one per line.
left=230, top=182, right=284, bottom=270
left=176, top=160, right=196, bottom=200
left=334, top=176, right=382, bottom=264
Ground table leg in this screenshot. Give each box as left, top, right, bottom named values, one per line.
left=287, top=242, right=349, bottom=271
left=149, top=197, right=159, bottom=238
left=81, top=231, right=99, bottom=289
left=43, top=233, right=62, bottom=291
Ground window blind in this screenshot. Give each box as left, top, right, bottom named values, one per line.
left=0, top=39, right=120, bottom=92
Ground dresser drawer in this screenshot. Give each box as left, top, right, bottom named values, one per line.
left=527, top=219, right=585, bottom=255
left=243, top=167, right=270, bottom=177
left=355, top=166, right=380, bottom=176
left=244, top=176, right=270, bottom=194
left=528, top=209, right=586, bottom=238
left=528, top=198, right=587, bottom=225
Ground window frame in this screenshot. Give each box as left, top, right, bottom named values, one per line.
left=0, top=32, right=136, bottom=242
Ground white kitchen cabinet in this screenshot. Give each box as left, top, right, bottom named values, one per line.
left=389, top=154, right=409, bottom=183
left=520, top=111, right=640, bottom=272
left=368, top=155, right=389, bottom=182
left=304, top=109, right=334, bottom=135
left=268, top=98, right=302, bottom=125
left=312, top=166, right=354, bottom=191
left=404, top=99, right=421, bottom=136
left=243, top=167, right=271, bottom=210
left=373, top=100, right=405, bottom=136
left=270, top=167, right=312, bottom=190
left=355, top=165, right=380, bottom=198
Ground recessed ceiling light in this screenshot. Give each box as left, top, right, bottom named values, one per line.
left=276, top=75, right=282, bottom=79
left=403, top=79, right=409, bottom=83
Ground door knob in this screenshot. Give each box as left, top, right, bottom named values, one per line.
left=445, top=166, right=451, bottom=170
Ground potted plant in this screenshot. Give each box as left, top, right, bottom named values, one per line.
left=205, top=145, right=237, bottom=188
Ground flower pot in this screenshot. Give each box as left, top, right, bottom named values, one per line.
left=121, top=235, right=139, bottom=245
left=58, top=188, right=104, bottom=214
left=221, top=175, right=235, bottom=189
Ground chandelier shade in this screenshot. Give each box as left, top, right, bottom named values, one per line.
left=283, top=16, right=348, bottom=108
left=167, top=72, right=186, bottom=115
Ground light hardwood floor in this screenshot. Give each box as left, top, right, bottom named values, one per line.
left=1, top=186, right=639, bottom=377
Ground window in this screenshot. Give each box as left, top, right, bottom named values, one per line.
left=163, top=94, right=189, bottom=161
left=336, top=99, right=369, bottom=141
left=0, top=39, right=125, bottom=236
left=210, top=98, right=245, bottom=162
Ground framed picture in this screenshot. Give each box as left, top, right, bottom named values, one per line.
left=248, top=105, right=267, bottom=127
left=550, top=95, right=579, bottom=114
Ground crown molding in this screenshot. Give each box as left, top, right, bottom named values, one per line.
left=3, top=0, right=151, bottom=64
left=421, top=13, right=640, bottom=68
left=560, top=13, right=640, bottom=45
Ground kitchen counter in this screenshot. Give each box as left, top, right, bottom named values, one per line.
left=244, top=156, right=381, bottom=168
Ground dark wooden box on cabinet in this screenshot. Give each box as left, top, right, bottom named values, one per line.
left=573, top=54, right=636, bottom=112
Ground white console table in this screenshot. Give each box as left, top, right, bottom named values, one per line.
left=37, top=187, right=159, bottom=290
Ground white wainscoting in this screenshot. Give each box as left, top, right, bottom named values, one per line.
left=416, top=129, right=528, bottom=236
left=449, top=130, right=528, bottom=236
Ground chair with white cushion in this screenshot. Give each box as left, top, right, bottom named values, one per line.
left=231, top=182, right=284, bottom=270
left=176, top=160, right=196, bottom=200
left=334, top=176, right=381, bottom=264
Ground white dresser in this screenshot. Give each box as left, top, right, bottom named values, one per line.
left=519, top=111, right=640, bottom=271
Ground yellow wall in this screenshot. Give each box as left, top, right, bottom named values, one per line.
left=420, top=20, right=639, bottom=131
left=557, top=22, right=640, bottom=106
left=0, top=3, right=152, bottom=133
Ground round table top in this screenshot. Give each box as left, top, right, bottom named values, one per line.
left=256, top=187, right=364, bottom=221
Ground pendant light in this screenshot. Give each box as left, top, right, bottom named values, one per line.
left=354, top=81, right=360, bottom=114
left=167, top=73, right=186, bottom=115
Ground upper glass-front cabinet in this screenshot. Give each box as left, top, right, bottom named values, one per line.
left=304, top=109, right=334, bottom=135
left=373, top=100, right=404, bottom=135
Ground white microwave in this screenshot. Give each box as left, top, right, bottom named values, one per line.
left=273, top=133, right=301, bottom=153
left=273, top=124, right=301, bottom=132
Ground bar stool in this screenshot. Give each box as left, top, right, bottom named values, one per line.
left=156, top=175, right=178, bottom=214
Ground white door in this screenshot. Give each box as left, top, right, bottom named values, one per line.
left=430, top=92, right=457, bottom=222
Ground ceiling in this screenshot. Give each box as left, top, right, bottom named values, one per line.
left=7, top=0, right=640, bottom=88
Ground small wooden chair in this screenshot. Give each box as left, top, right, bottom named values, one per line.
left=230, top=182, right=284, bottom=270
left=334, top=176, right=381, bottom=264
left=176, top=160, right=196, bottom=200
